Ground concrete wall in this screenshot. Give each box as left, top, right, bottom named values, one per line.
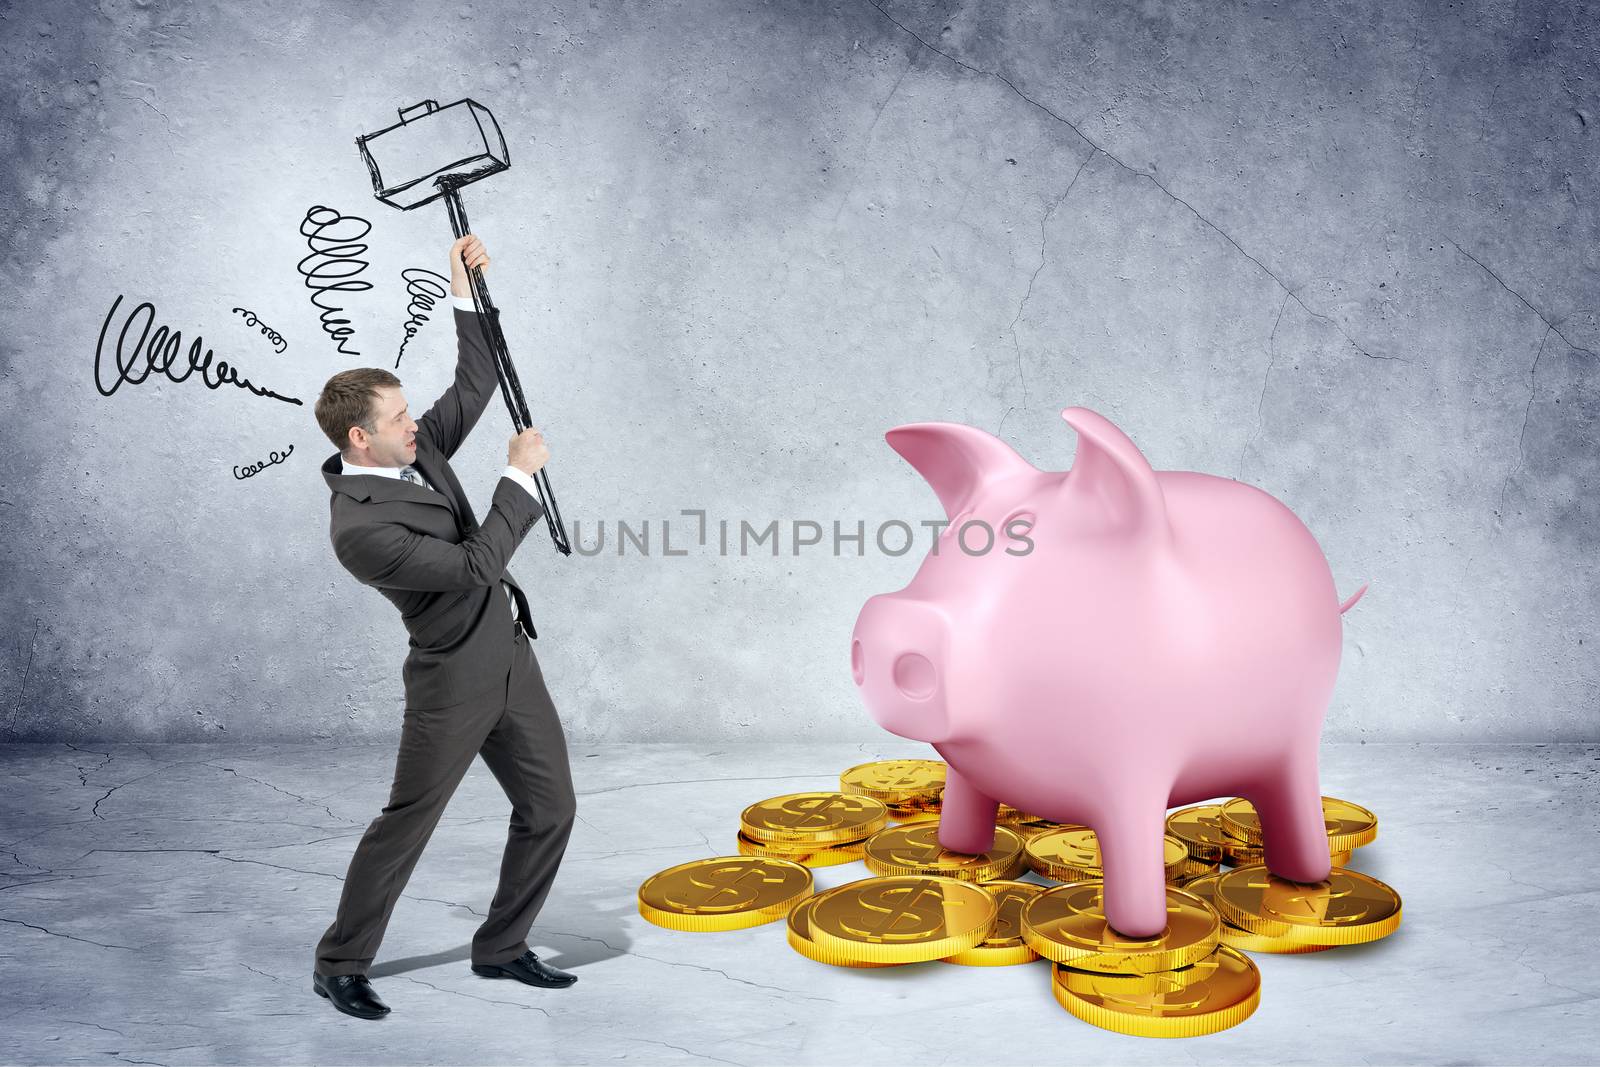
left=1, top=0, right=1594, bottom=742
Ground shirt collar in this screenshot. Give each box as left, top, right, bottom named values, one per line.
left=339, top=456, right=411, bottom=481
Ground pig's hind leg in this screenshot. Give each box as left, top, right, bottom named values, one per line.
left=1254, top=745, right=1333, bottom=883
left=935, top=765, right=1000, bottom=854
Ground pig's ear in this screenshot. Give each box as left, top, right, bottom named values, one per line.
left=1059, top=407, right=1171, bottom=546
left=885, top=423, right=1036, bottom=519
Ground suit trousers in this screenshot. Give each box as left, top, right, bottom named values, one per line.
left=314, top=624, right=577, bottom=977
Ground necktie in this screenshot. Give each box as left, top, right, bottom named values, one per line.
left=399, top=466, right=422, bottom=485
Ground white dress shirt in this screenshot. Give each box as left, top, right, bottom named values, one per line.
left=337, top=294, right=536, bottom=623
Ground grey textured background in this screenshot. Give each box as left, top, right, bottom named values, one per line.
left=1, top=0, right=1595, bottom=742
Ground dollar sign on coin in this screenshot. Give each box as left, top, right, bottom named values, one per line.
left=740, top=791, right=888, bottom=846
left=637, top=856, right=813, bottom=931
left=807, top=876, right=998, bottom=964
left=1212, top=864, right=1401, bottom=946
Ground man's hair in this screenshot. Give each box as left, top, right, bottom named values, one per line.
left=315, top=368, right=402, bottom=454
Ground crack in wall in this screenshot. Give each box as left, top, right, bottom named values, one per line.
left=998, top=148, right=1097, bottom=440
left=1238, top=291, right=1295, bottom=481
left=1446, top=238, right=1598, bottom=359
left=860, top=0, right=1404, bottom=367
left=8, top=619, right=39, bottom=732
left=1497, top=325, right=1553, bottom=526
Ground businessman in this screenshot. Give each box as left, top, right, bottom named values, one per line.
left=309, top=235, right=578, bottom=1020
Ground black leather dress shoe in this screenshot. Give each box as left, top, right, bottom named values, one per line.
left=312, top=972, right=391, bottom=1019
left=471, top=950, right=578, bottom=988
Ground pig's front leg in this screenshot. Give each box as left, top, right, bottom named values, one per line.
left=936, top=765, right=999, bottom=854
left=1096, top=802, right=1172, bottom=939
left=1255, top=747, right=1333, bottom=883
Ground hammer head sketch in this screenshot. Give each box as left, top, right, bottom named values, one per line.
left=356, top=99, right=509, bottom=210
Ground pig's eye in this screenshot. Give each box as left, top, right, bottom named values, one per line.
left=1003, top=510, right=1036, bottom=534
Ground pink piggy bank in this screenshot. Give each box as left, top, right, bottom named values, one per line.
left=851, top=406, right=1367, bottom=937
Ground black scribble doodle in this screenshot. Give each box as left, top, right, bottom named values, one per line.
left=231, top=306, right=288, bottom=353
left=394, top=267, right=450, bottom=368
left=297, top=205, right=373, bottom=357
left=234, top=443, right=294, bottom=479
left=94, top=294, right=303, bottom=406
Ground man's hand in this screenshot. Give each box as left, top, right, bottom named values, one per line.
left=450, top=234, right=490, bottom=299
left=508, top=428, right=549, bottom=476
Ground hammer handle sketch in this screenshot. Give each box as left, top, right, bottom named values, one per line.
left=442, top=184, right=571, bottom=555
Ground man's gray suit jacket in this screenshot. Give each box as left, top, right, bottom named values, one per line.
left=321, top=305, right=546, bottom=711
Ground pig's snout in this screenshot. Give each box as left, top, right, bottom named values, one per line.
left=851, top=594, right=953, bottom=743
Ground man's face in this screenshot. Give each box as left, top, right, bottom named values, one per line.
left=356, top=386, right=418, bottom=467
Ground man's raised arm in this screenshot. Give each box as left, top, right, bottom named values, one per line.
left=415, top=234, right=501, bottom=460
left=335, top=429, right=551, bottom=591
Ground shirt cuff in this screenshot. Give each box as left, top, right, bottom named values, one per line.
left=502, top=464, right=540, bottom=499
left=452, top=294, right=479, bottom=313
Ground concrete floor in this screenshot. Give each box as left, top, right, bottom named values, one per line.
left=0, top=741, right=1595, bottom=1066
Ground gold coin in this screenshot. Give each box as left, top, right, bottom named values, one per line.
left=807, top=876, right=998, bottom=964
left=1181, top=872, right=1330, bottom=954
left=1021, top=881, right=1219, bottom=972
left=1212, top=864, right=1402, bottom=946
left=1169, top=857, right=1220, bottom=886
left=785, top=892, right=894, bottom=967
left=1051, top=945, right=1261, bottom=1038
left=637, top=856, right=813, bottom=931
left=839, top=759, right=946, bottom=805
left=1025, top=827, right=1193, bottom=883
left=940, top=880, right=1046, bottom=967
left=1218, top=796, right=1378, bottom=852
left=887, top=801, right=942, bottom=823
left=735, top=830, right=866, bottom=868
left=740, top=792, right=889, bottom=846
left=863, top=822, right=1028, bottom=882
left=1024, top=826, right=1100, bottom=880
left=1165, top=804, right=1232, bottom=863
left=1221, top=839, right=1353, bottom=867
left=995, top=803, right=1025, bottom=822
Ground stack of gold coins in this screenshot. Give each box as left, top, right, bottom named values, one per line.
left=736, top=791, right=889, bottom=867
left=863, top=821, right=1029, bottom=882
left=1216, top=796, right=1377, bottom=867
left=1022, top=879, right=1261, bottom=1037
left=839, top=759, right=945, bottom=822
left=1165, top=804, right=1230, bottom=884
left=940, top=879, right=1046, bottom=966
left=1024, top=826, right=1199, bottom=885
left=636, top=769, right=1402, bottom=1041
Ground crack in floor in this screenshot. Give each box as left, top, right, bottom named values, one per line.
left=394, top=973, right=553, bottom=1016
left=533, top=927, right=836, bottom=1004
